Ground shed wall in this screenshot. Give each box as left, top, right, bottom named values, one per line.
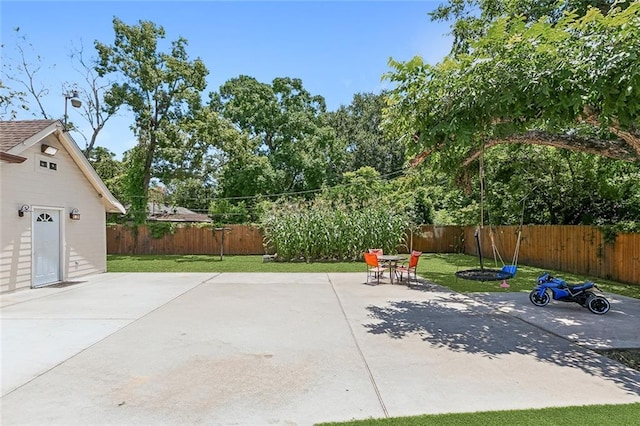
left=1, top=134, right=107, bottom=293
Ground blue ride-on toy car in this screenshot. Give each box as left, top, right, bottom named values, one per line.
left=529, top=272, right=610, bottom=315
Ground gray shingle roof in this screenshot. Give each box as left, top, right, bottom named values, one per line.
left=0, top=120, right=57, bottom=152
left=147, top=202, right=212, bottom=222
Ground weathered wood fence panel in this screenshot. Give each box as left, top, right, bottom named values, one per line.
left=409, top=225, right=464, bottom=253
left=107, top=224, right=639, bottom=285
left=106, top=224, right=264, bottom=255
left=607, top=233, right=640, bottom=285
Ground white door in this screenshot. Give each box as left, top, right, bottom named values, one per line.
left=33, top=209, right=61, bottom=287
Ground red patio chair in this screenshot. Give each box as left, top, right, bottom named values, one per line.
left=395, top=251, right=422, bottom=283
left=368, top=248, right=390, bottom=268
left=364, top=252, right=388, bottom=285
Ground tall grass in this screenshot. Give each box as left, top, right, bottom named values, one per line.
left=261, top=201, right=408, bottom=261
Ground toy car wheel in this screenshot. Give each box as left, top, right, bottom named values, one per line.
left=587, top=295, right=610, bottom=315
left=529, top=289, right=550, bottom=307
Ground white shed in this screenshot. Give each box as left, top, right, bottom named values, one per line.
left=0, top=120, right=126, bottom=293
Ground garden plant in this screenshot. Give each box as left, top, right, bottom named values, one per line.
left=260, top=200, right=409, bottom=262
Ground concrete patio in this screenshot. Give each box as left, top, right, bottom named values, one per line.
left=1, top=272, right=639, bottom=425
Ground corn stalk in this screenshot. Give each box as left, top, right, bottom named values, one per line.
left=261, top=201, right=408, bottom=261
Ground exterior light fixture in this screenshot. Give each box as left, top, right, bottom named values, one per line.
left=18, top=205, right=30, bottom=217
left=63, top=89, right=82, bottom=130
left=69, top=208, right=81, bottom=220
left=41, top=144, right=58, bottom=156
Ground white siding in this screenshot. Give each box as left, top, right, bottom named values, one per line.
left=0, top=209, right=32, bottom=293
left=1, top=134, right=107, bottom=293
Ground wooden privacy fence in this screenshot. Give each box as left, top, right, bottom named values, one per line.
left=107, top=224, right=264, bottom=256
left=458, top=225, right=639, bottom=286
left=106, top=224, right=465, bottom=257
left=408, top=225, right=465, bottom=253
left=106, top=224, right=639, bottom=285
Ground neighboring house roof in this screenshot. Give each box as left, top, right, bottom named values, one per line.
left=147, top=202, right=212, bottom=222
left=0, top=119, right=126, bottom=214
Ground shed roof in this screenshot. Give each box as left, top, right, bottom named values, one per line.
left=0, top=120, right=57, bottom=163
left=0, top=120, right=54, bottom=152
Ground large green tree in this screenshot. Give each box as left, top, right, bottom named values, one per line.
left=384, top=2, right=640, bottom=175
left=95, top=18, right=208, bottom=221
left=211, top=75, right=347, bottom=196
left=327, top=92, right=405, bottom=177
left=429, top=0, right=617, bottom=55
left=87, top=146, right=125, bottom=201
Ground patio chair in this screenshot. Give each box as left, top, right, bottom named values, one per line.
left=368, top=248, right=390, bottom=268
left=364, top=252, right=388, bottom=285
left=395, top=250, right=422, bottom=283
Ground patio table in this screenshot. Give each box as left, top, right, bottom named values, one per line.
left=376, top=254, right=407, bottom=284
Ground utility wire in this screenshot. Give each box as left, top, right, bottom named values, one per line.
left=132, top=167, right=409, bottom=204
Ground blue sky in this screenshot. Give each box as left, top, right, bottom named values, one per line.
left=2, top=1, right=454, bottom=158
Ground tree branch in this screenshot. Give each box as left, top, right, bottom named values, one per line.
left=581, top=113, right=640, bottom=159
left=459, top=131, right=640, bottom=167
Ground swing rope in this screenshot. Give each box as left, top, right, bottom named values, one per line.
left=455, top=143, right=527, bottom=282
left=481, top=144, right=526, bottom=270
left=510, top=196, right=526, bottom=267
left=480, top=144, right=503, bottom=268
left=489, top=227, right=504, bottom=267
left=479, top=143, right=485, bottom=232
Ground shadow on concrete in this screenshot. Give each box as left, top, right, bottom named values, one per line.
left=363, top=290, right=640, bottom=396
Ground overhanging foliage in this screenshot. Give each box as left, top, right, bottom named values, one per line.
left=384, top=3, right=640, bottom=171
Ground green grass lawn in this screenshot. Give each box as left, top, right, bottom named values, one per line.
left=107, top=253, right=640, bottom=299
left=107, top=254, right=365, bottom=273
left=315, top=402, right=640, bottom=425
left=419, top=253, right=640, bottom=299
